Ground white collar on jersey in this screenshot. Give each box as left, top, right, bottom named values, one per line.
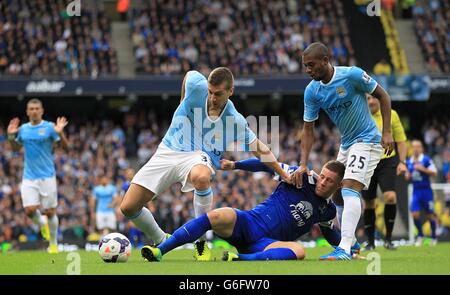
left=410, top=153, right=424, bottom=162
left=319, top=66, right=337, bottom=86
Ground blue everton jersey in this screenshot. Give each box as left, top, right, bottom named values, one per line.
left=93, top=184, right=117, bottom=213
left=16, top=120, right=60, bottom=180
left=162, top=71, right=257, bottom=169
left=406, top=154, right=436, bottom=190
left=303, top=66, right=381, bottom=149
left=248, top=173, right=336, bottom=242
left=121, top=181, right=130, bottom=196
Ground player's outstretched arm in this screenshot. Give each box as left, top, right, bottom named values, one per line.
left=249, top=139, right=291, bottom=183
left=7, top=117, right=22, bottom=152
left=372, top=85, right=394, bottom=156
left=54, top=117, right=69, bottom=150
left=292, top=121, right=314, bottom=188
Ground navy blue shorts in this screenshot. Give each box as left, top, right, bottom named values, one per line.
left=410, top=188, right=434, bottom=214
left=219, top=209, right=277, bottom=254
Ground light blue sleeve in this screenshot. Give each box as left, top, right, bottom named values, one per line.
left=303, top=84, right=320, bottom=122
left=49, top=122, right=60, bottom=142
left=92, top=187, right=98, bottom=199
left=183, top=71, right=207, bottom=104
left=348, top=66, right=378, bottom=94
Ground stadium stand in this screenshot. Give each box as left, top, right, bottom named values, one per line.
left=130, top=0, right=356, bottom=75
left=412, top=0, right=450, bottom=73
left=0, top=0, right=117, bottom=78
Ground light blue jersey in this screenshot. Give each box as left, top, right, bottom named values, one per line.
left=162, top=70, right=257, bottom=169
left=93, top=184, right=116, bottom=213
left=303, top=66, right=381, bottom=150
left=16, top=120, right=60, bottom=180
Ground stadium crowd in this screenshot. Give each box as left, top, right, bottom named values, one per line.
left=412, top=0, right=450, bottom=73
left=0, top=0, right=117, bottom=78
left=130, top=0, right=356, bottom=75
left=0, top=110, right=448, bottom=248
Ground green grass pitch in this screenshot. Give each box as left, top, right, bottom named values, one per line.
left=1, top=243, right=450, bottom=275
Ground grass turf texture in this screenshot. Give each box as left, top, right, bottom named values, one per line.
left=1, top=243, right=450, bottom=275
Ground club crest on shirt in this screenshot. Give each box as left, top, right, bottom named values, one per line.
left=38, top=128, right=46, bottom=136
left=336, top=86, right=346, bottom=98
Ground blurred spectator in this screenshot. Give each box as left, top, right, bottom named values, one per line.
left=130, top=0, right=356, bottom=75
left=413, top=0, right=450, bottom=73
left=0, top=0, right=117, bottom=78
left=373, top=58, right=392, bottom=75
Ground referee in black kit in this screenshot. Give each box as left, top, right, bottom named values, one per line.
left=362, top=94, right=408, bottom=250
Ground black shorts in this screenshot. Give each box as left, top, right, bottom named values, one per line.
left=362, top=156, right=398, bottom=200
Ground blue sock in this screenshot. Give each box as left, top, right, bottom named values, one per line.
left=158, top=214, right=211, bottom=255
left=414, top=218, right=423, bottom=237
left=429, top=219, right=436, bottom=239
left=238, top=248, right=297, bottom=261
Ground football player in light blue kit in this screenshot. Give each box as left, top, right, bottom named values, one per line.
left=120, top=67, right=290, bottom=261
left=405, top=140, right=438, bottom=246
left=90, top=176, right=119, bottom=235
left=7, top=98, right=69, bottom=253
left=292, top=43, right=394, bottom=260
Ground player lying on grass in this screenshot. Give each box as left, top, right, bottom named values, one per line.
left=141, top=159, right=360, bottom=262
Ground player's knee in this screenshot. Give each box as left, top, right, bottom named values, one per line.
left=384, top=192, right=396, bottom=204
left=24, top=207, right=37, bottom=216
left=120, top=202, right=139, bottom=218
left=207, top=210, right=222, bottom=225
left=293, top=246, right=305, bottom=260
left=45, top=208, right=56, bottom=217
left=192, top=174, right=211, bottom=190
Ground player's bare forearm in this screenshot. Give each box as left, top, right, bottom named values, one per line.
left=250, top=139, right=288, bottom=180
left=8, top=139, right=22, bottom=152
left=373, top=85, right=392, bottom=134
left=300, top=121, right=315, bottom=166
left=397, top=141, right=407, bottom=162
left=58, top=131, right=69, bottom=150
left=180, top=73, right=188, bottom=103
left=396, top=141, right=408, bottom=175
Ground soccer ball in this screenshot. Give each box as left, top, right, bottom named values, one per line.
left=98, top=232, right=132, bottom=263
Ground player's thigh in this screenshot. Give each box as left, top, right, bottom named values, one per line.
left=39, top=177, right=58, bottom=210
left=378, top=158, right=397, bottom=194
left=343, top=143, right=383, bottom=190
left=362, top=170, right=378, bottom=204
left=131, top=146, right=181, bottom=197
left=20, top=179, right=41, bottom=209
left=264, top=241, right=305, bottom=260
left=208, top=208, right=237, bottom=237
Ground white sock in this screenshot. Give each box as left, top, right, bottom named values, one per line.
left=48, top=214, right=58, bottom=245
left=130, top=207, right=166, bottom=244
left=30, top=210, right=46, bottom=227
left=338, top=188, right=362, bottom=254
left=336, top=205, right=344, bottom=229
left=194, top=187, right=213, bottom=242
